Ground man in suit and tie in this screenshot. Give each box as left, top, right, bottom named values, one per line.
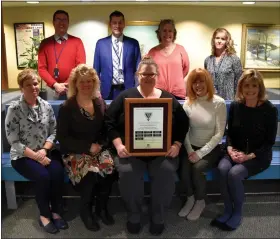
left=94, top=10, right=141, bottom=100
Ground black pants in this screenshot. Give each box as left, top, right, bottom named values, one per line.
left=75, top=171, right=116, bottom=211
left=11, top=154, right=64, bottom=218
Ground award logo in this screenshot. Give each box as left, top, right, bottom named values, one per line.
left=145, top=112, right=152, bottom=121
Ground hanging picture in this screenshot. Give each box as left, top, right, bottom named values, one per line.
left=14, top=22, right=45, bottom=69
left=241, top=24, right=280, bottom=72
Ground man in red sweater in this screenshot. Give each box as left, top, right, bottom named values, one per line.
left=38, top=10, right=86, bottom=100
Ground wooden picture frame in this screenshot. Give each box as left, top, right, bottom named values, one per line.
left=241, top=23, right=280, bottom=72
left=125, top=98, right=172, bottom=156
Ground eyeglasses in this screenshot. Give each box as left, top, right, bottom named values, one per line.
left=139, top=73, right=157, bottom=78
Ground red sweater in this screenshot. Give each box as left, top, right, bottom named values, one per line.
left=38, top=35, right=86, bottom=87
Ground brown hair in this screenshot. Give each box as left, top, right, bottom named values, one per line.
left=136, top=55, right=159, bottom=75
left=186, top=68, right=215, bottom=105
left=235, top=69, right=267, bottom=103
left=17, top=69, right=41, bottom=88
left=211, top=28, right=236, bottom=55
left=155, top=19, right=177, bottom=43
left=67, top=64, right=100, bottom=99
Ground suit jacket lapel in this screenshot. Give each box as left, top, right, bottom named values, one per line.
left=122, top=35, right=128, bottom=70
left=107, top=36, right=113, bottom=75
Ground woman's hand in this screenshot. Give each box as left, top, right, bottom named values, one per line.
left=188, top=152, right=200, bottom=163
left=116, top=144, right=130, bottom=158
left=40, top=157, right=51, bottom=166
left=37, top=149, right=47, bottom=157
left=34, top=151, right=45, bottom=162
left=166, top=144, right=180, bottom=158
left=90, top=143, right=102, bottom=155
left=235, top=151, right=249, bottom=163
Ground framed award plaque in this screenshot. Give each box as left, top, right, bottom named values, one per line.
left=125, top=98, right=172, bottom=156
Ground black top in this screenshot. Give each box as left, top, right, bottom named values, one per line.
left=227, top=100, right=278, bottom=159
left=57, top=96, right=107, bottom=155
left=105, top=88, right=189, bottom=145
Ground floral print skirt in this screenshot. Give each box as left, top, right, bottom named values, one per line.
left=63, top=149, right=114, bottom=185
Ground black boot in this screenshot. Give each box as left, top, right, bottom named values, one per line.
left=95, top=195, right=115, bottom=225
left=80, top=204, right=100, bottom=231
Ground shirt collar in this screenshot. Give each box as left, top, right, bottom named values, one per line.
left=54, top=33, right=68, bottom=41
left=111, top=34, right=123, bottom=43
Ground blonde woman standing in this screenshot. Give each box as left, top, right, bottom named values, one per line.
left=204, top=28, right=242, bottom=100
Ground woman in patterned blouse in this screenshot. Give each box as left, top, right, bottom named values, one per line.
left=5, top=69, right=68, bottom=234
left=57, top=64, right=115, bottom=232
left=204, top=28, right=243, bottom=100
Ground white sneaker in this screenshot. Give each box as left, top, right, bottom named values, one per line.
left=187, top=199, right=205, bottom=221
left=178, top=195, right=195, bottom=217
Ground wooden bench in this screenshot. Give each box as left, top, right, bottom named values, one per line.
left=2, top=100, right=280, bottom=209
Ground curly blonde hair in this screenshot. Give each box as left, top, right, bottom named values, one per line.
left=17, top=68, right=41, bottom=88
left=67, top=64, right=100, bottom=99
left=211, top=28, right=236, bottom=56
left=235, top=69, right=267, bottom=103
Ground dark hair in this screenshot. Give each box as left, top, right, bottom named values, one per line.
left=109, top=10, right=125, bottom=22
left=53, top=10, right=69, bottom=22
left=155, top=19, right=177, bottom=42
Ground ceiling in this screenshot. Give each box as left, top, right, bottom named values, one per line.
left=2, top=0, right=280, bottom=8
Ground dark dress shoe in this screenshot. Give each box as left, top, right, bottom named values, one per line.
left=219, top=222, right=237, bottom=231
left=149, top=222, right=165, bottom=236
left=126, top=221, right=141, bottom=234
left=53, top=217, right=69, bottom=230
left=210, top=218, right=226, bottom=228
left=96, top=210, right=115, bottom=225
left=80, top=212, right=100, bottom=231
left=39, top=219, right=59, bottom=234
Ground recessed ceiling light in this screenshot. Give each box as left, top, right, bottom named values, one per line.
left=26, top=1, right=39, bottom=4
left=242, top=1, right=256, bottom=4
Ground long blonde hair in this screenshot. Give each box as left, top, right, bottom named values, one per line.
left=67, top=64, right=100, bottom=99
left=211, top=28, right=236, bottom=56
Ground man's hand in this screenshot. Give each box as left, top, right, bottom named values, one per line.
left=53, top=83, right=68, bottom=95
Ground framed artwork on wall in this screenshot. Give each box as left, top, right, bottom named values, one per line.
left=241, top=23, right=280, bottom=72
left=14, top=22, right=45, bottom=69
left=109, top=21, right=159, bottom=56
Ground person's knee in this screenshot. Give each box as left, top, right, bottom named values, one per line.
left=38, top=171, right=51, bottom=182
left=192, top=160, right=208, bottom=174
left=228, top=166, right=247, bottom=181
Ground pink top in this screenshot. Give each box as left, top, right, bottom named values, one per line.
left=148, top=44, right=190, bottom=99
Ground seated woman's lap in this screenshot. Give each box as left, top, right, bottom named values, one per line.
left=218, top=154, right=270, bottom=179
left=11, top=157, right=64, bottom=182
left=114, top=156, right=179, bottom=177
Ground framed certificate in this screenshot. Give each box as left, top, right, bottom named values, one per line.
left=125, top=98, right=172, bottom=156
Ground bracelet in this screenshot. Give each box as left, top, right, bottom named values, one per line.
left=173, top=142, right=182, bottom=149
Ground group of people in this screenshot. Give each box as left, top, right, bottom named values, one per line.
left=4, top=8, right=278, bottom=237
left=38, top=9, right=242, bottom=101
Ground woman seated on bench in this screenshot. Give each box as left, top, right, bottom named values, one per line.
left=178, top=68, right=227, bottom=220
left=211, top=69, right=278, bottom=231
left=57, top=64, right=115, bottom=232
left=5, top=69, right=68, bottom=234
left=105, top=56, right=189, bottom=236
